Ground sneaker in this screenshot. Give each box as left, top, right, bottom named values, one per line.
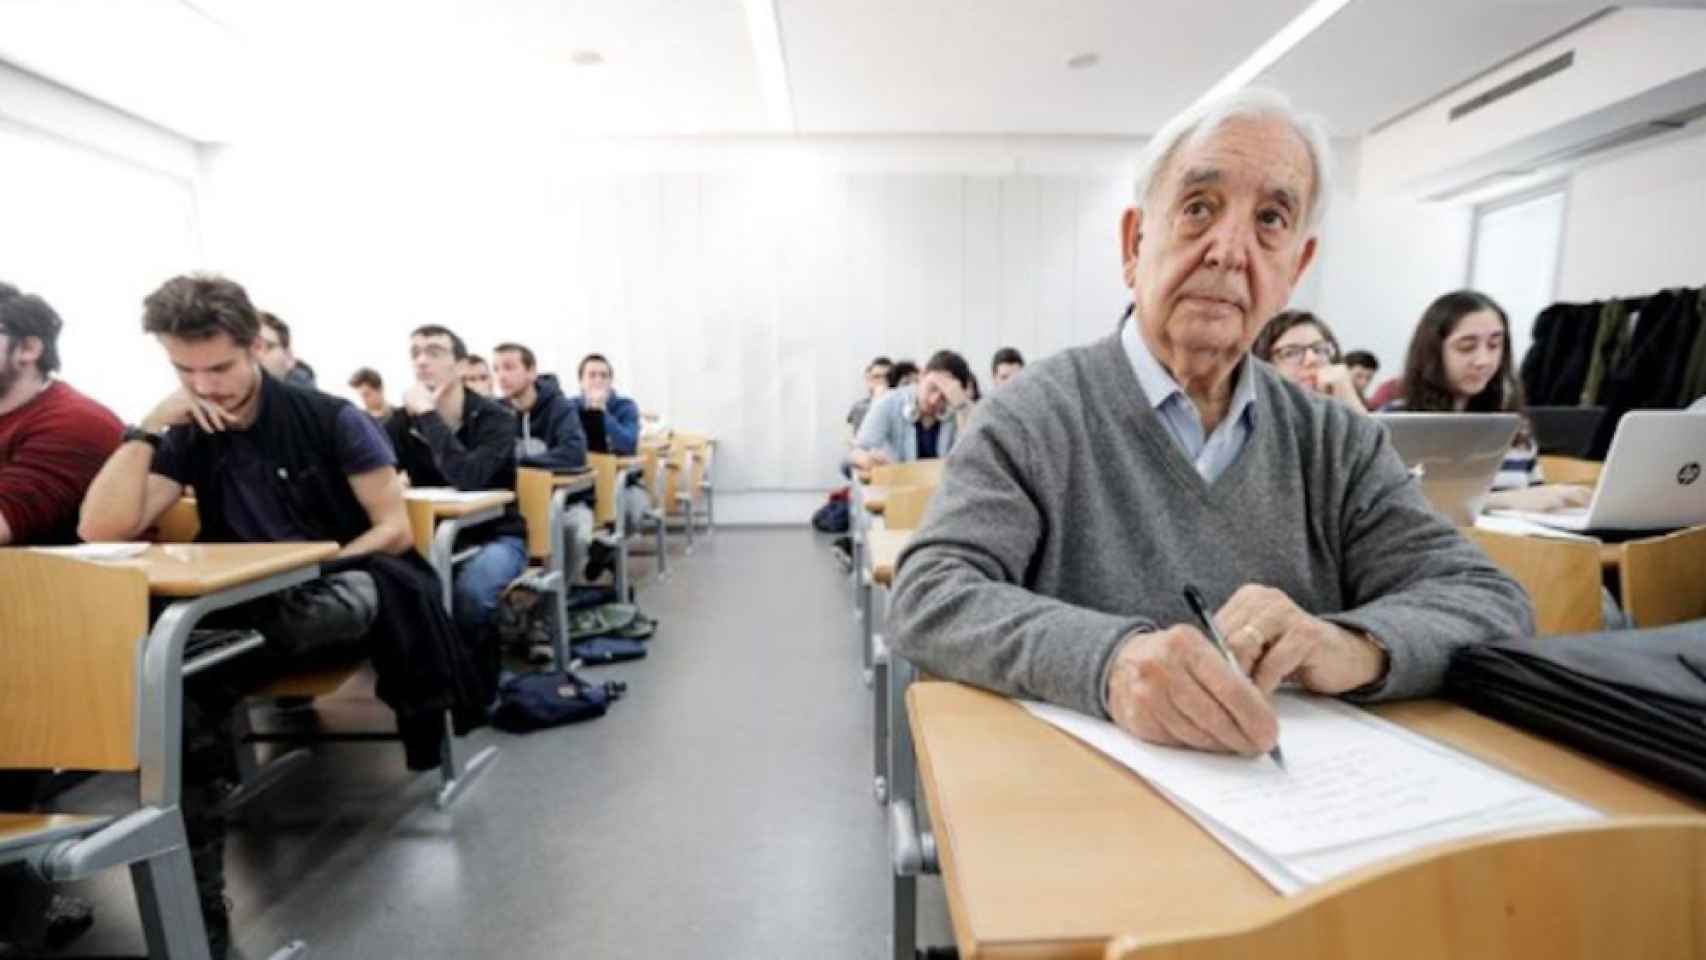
left=527, top=642, right=555, bottom=666
left=42, top=893, right=95, bottom=948
left=585, top=540, right=616, bottom=582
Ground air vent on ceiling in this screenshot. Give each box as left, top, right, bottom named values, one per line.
left=1449, top=51, right=1575, bottom=122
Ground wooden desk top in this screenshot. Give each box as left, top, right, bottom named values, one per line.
left=868, top=528, right=912, bottom=587
left=129, top=542, right=339, bottom=598
left=403, top=489, right=514, bottom=517
left=909, top=682, right=1704, bottom=960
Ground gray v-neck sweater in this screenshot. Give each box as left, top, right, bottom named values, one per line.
left=889, top=330, right=1533, bottom=718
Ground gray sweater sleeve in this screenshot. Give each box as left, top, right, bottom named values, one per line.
left=887, top=404, right=1152, bottom=718
left=1324, top=420, right=1535, bottom=701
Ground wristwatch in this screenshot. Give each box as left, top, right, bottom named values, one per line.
left=122, top=424, right=163, bottom=449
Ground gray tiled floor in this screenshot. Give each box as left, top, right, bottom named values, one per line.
left=12, top=527, right=955, bottom=959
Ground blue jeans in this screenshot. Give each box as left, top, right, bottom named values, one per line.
left=452, top=535, right=527, bottom=637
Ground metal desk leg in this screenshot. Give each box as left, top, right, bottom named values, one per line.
left=435, top=712, right=498, bottom=809
left=548, top=489, right=573, bottom=668
left=431, top=518, right=462, bottom=613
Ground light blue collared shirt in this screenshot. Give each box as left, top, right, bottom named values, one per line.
left=1120, top=316, right=1257, bottom=482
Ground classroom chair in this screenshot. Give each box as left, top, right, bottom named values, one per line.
left=0, top=551, right=267, bottom=960
left=665, top=432, right=716, bottom=542
left=871, top=459, right=946, bottom=489
left=153, top=499, right=495, bottom=812
left=880, top=486, right=935, bottom=531
left=1466, top=529, right=1603, bottom=636
left=1101, top=817, right=1706, bottom=960
left=1619, top=524, right=1706, bottom=628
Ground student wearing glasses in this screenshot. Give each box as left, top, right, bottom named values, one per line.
left=1251, top=310, right=1366, bottom=412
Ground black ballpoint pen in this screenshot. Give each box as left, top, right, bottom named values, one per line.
left=1183, top=584, right=1287, bottom=771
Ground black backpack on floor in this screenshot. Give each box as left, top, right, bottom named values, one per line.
left=492, top=670, right=626, bottom=733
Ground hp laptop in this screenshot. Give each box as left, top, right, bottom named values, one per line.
left=1373, top=413, right=1521, bottom=527
left=1489, top=411, right=1706, bottom=532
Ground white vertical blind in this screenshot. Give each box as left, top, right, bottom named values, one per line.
left=205, top=149, right=1135, bottom=492
left=1470, top=188, right=1566, bottom=366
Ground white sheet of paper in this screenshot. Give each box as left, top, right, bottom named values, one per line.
left=1022, top=694, right=1600, bottom=892
left=405, top=487, right=495, bottom=503
left=1475, top=512, right=1597, bottom=541
left=31, top=542, right=150, bottom=561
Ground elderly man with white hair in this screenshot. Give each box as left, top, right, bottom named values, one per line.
left=888, top=89, right=1532, bottom=756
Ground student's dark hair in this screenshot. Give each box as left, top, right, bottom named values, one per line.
left=494, top=342, right=537, bottom=370
left=886, top=359, right=919, bottom=389
left=926, top=349, right=980, bottom=400
left=1250, top=310, right=1340, bottom=363
left=348, top=366, right=383, bottom=390
left=0, top=281, right=64, bottom=376
left=1401, top=290, right=1523, bottom=415
left=258, top=311, right=291, bottom=350
left=990, top=347, right=1024, bottom=374
left=464, top=354, right=487, bottom=368
left=142, top=274, right=261, bottom=347
left=867, top=355, right=893, bottom=373
left=578, top=352, right=613, bottom=378
left=410, top=324, right=468, bottom=361
left=1343, top=350, right=1379, bottom=371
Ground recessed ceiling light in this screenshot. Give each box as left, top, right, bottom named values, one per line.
left=1067, top=52, right=1099, bottom=70
left=569, top=50, right=605, bottom=67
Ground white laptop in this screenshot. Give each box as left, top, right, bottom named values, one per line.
left=1488, top=411, right=1706, bottom=532
left=1373, top=413, right=1521, bottom=527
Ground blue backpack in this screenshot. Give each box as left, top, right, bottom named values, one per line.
left=492, top=670, right=625, bottom=733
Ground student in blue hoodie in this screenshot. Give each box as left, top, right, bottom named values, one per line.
left=565, top=353, right=651, bottom=529
left=565, top=353, right=640, bottom=455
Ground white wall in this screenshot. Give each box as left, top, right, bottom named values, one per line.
left=1310, top=142, right=1474, bottom=380
left=200, top=133, right=1151, bottom=497
left=1557, top=127, right=1706, bottom=303
left=0, top=61, right=203, bottom=422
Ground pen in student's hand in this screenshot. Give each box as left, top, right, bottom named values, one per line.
left=1182, top=584, right=1287, bottom=771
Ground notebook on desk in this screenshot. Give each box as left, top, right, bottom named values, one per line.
left=1488, top=411, right=1706, bottom=532
left=1024, top=695, right=1598, bottom=894
left=1372, top=413, right=1520, bottom=527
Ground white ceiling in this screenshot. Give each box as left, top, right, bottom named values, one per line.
left=0, top=0, right=1684, bottom=143
left=779, top=0, right=1313, bottom=135
left=1258, top=0, right=1608, bottom=135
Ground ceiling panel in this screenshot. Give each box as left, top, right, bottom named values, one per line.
left=779, top=0, right=1314, bottom=135
left=1258, top=0, right=1609, bottom=135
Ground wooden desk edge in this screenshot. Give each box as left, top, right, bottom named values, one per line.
left=141, top=542, right=340, bottom=597
left=907, top=682, right=1706, bottom=959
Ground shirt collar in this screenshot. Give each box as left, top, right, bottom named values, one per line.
left=1120, top=313, right=1258, bottom=424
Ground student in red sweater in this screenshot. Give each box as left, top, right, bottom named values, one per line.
left=0, top=281, right=122, bottom=954
left=0, top=281, right=123, bottom=546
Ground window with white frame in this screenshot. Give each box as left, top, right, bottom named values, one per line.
left=1468, top=187, right=1566, bottom=371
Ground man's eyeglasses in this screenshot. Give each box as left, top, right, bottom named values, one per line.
left=1271, top=341, right=1338, bottom=364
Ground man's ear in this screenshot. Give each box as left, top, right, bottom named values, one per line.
left=1120, top=208, right=1142, bottom=290
left=1291, top=235, right=1319, bottom=287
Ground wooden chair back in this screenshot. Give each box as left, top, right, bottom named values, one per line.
left=516, top=467, right=555, bottom=562
left=588, top=453, right=621, bottom=529
left=0, top=551, right=149, bottom=772
left=153, top=497, right=200, bottom=543
left=1539, top=455, right=1603, bottom=488
left=1103, top=818, right=1706, bottom=960
left=882, top=486, right=935, bottom=531
left=872, top=459, right=945, bottom=489
left=405, top=498, right=436, bottom=559
left=1466, top=529, right=1603, bottom=636
left=1620, top=525, right=1706, bottom=628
